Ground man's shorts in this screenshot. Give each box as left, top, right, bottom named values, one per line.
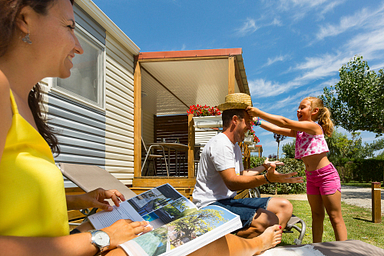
left=210, top=197, right=271, bottom=229
left=306, top=163, right=341, bottom=195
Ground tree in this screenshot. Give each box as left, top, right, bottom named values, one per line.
left=274, top=133, right=286, bottom=159
left=282, top=141, right=295, bottom=158
left=321, top=56, right=384, bottom=136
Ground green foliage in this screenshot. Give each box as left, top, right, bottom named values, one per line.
left=250, top=157, right=306, bottom=194
left=321, top=56, right=384, bottom=136
left=281, top=200, right=384, bottom=248
left=282, top=141, right=295, bottom=158
left=336, top=158, right=384, bottom=182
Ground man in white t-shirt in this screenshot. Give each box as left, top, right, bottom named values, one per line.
left=193, top=93, right=303, bottom=238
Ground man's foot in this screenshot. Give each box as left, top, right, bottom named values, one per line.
left=256, top=225, right=282, bottom=254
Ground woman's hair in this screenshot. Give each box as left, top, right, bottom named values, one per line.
left=304, top=97, right=334, bottom=136
left=0, top=0, right=73, bottom=154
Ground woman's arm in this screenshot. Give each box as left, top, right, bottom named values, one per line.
left=0, top=220, right=151, bottom=256
left=0, top=72, right=12, bottom=162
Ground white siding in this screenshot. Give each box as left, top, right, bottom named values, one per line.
left=105, top=34, right=135, bottom=185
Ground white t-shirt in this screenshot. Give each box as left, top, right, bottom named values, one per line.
left=192, top=133, right=244, bottom=208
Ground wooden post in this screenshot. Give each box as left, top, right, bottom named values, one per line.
left=244, top=144, right=250, bottom=170
left=133, top=62, right=142, bottom=178
left=372, top=182, right=382, bottom=223
left=228, top=56, right=235, bottom=94
left=188, top=114, right=195, bottom=178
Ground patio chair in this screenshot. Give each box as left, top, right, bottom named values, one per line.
left=248, top=187, right=306, bottom=245
left=60, top=163, right=137, bottom=224
left=141, top=137, right=169, bottom=176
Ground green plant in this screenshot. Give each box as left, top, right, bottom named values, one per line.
left=280, top=200, right=384, bottom=248
left=250, top=157, right=306, bottom=194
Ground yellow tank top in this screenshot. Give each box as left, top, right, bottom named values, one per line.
left=0, top=90, right=69, bottom=236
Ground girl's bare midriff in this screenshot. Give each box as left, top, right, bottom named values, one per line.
left=301, top=152, right=330, bottom=172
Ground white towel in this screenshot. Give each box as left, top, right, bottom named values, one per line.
left=262, top=245, right=325, bottom=256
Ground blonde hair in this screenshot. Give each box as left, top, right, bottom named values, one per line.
left=304, top=97, right=334, bottom=136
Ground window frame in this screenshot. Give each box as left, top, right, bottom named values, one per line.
left=52, top=23, right=106, bottom=111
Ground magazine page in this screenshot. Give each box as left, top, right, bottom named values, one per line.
left=89, top=184, right=197, bottom=230
left=120, top=205, right=242, bottom=256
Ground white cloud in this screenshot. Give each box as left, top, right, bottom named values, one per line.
left=263, top=54, right=291, bottom=67
left=315, top=3, right=384, bottom=41
left=236, top=18, right=260, bottom=36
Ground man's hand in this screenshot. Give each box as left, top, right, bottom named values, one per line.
left=265, top=163, right=303, bottom=184
left=66, top=188, right=126, bottom=211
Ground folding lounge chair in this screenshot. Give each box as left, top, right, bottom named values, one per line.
left=248, top=187, right=306, bottom=245
left=60, top=163, right=137, bottom=223
left=60, top=163, right=137, bottom=200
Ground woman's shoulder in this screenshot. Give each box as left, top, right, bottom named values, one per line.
left=0, top=70, right=11, bottom=108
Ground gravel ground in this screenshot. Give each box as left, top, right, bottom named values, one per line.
left=340, top=185, right=384, bottom=213
left=261, top=185, right=384, bottom=213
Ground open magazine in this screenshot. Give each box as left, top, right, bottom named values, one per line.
left=88, top=183, right=242, bottom=256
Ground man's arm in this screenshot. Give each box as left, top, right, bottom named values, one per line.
left=219, top=168, right=269, bottom=191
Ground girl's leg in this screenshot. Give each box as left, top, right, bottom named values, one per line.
left=307, top=194, right=325, bottom=243
left=322, top=191, right=347, bottom=241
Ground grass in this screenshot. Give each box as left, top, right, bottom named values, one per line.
left=341, top=181, right=384, bottom=188
left=279, top=200, right=384, bottom=248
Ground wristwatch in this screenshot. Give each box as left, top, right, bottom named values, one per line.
left=89, top=230, right=110, bottom=253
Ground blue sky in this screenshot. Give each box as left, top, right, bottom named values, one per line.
left=92, top=0, right=384, bottom=157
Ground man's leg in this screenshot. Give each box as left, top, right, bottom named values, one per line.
left=236, top=208, right=279, bottom=239
left=265, top=198, right=293, bottom=229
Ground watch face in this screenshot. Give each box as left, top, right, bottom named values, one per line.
left=94, top=231, right=110, bottom=247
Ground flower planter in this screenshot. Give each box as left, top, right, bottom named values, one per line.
left=193, top=116, right=222, bottom=129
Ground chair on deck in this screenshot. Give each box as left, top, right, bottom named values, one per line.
left=60, top=163, right=137, bottom=224
left=248, top=187, right=306, bottom=245
left=141, top=137, right=169, bottom=176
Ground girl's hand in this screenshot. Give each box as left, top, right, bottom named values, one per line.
left=246, top=106, right=260, bottom=117
left=262, top=157, right=284, bottom=170
left=103, top=220, right=153, bottom=249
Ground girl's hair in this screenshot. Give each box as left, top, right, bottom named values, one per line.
left=304, top=97, right=334, bottom=136
left=0, top=0, right=73, bottom=154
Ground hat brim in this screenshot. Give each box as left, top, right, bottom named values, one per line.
left=218, top=102, right=250, bottom=111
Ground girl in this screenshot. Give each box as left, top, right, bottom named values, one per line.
left=246, top=97, right=347, bottom=243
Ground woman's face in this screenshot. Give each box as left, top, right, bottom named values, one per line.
left=29, top=0, right=83, bottom=78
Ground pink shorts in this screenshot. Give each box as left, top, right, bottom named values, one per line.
left=306, top=163, right=341, bottom=195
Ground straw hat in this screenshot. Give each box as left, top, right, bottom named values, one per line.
left=218, top=93, right=252, bottom=111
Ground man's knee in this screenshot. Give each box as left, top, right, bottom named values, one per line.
left=252, top=208, right=279, bottom=229
left=267, top=198, right=293, bottom=216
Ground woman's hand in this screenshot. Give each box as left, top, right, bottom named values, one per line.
left=67, top=188, right=125, bottom=211
left=103, top=220, right=153, bottom=249
left=246, top=106, right=261, bottom=117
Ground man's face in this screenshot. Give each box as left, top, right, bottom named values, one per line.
left=234, top=112, right=252, bottom=143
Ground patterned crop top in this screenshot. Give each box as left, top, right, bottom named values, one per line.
left=295, top=124, right=329, bottom=159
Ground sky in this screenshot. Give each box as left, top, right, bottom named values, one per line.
left=92, top=0, right=384, bottom=158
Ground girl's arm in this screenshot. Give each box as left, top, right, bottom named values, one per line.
left=247, top=107, right=321, bottom=135
left=260, top=121, right=296, bottom=137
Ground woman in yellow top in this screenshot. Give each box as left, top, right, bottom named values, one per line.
left=0, top=0, right=282, bottom=255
